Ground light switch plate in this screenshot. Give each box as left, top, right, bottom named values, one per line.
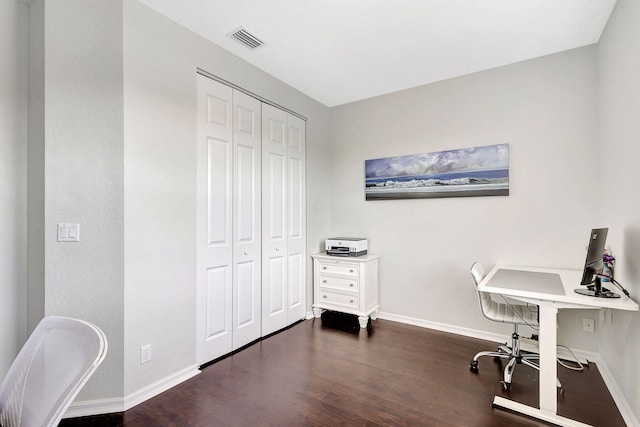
left=57, top=223, right=80, bottom=242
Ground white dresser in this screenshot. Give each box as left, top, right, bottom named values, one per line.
left=311, top=252, right=380, bottom=328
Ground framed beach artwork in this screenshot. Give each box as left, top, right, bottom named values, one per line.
left=365, top=144, right=509, bottom=200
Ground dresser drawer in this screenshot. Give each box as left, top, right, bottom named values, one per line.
left=318, top=276, right=358, bottom=292
left=317, top=260, right=358, bottom=276
left=318, top=290, right=359, bottom=309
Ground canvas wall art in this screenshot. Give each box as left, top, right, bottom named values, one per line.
left=365, top=144, right=509, bottom=200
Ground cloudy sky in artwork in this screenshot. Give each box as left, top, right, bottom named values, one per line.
left=365, top=144, right=509, bottom=178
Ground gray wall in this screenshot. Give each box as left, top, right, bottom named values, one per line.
left=597, top=0, right=640, bottom=420
left=329, top=47, right=603, bottom=351
left=43, top=0, right=125, bottom=401
left=0, top=0, right=28, bottom=378
left=28, top=0, right=45, bottom=335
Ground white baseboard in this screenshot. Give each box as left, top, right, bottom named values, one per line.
left=123, top=366, right=200, bottom=411
left=590, top=354, right=640, bottom=427
left=305, top=310, right=315, bottom=320
left=377, top=310, right=637, bottom=427
left=64, top=365, right=200, bottom=419
left=378, top=311, right=509, bottom=343
left=63, top=397, right=125, bottom=419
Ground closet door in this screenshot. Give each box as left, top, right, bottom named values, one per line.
left=261, top=105, right=288, bottom=335
left=286, top=115, right=306, bottom=323
left=231, top=91, right=261, bottom=350
left=196, top=75, right=234, bottom=364
left=198, top=74, right=305, bottom=359
left=261, top=104, right=306, bottom=336
left=197, top=76, right=262, bottom=364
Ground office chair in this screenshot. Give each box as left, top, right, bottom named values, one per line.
left=0, top=316, right=108, bottom=427
left=468, top=262, right=550, bottom=391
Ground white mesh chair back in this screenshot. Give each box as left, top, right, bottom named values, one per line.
left=0, top=316, right=107, bottom=427
left=470, top=262, right=538, bottom=326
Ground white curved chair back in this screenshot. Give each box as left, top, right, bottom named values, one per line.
left=470, top=262, right=486, bottom=286
left=470, top=262, right=496, bottom=319
left=470, top=262, right=537, bottom=325
left=0, top=316, right=108, bottom=427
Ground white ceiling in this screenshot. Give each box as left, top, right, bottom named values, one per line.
left=138, top=0, right=617, bottom=107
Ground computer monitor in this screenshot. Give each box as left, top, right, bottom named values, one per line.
left=574, top=228, right=620, bottom=298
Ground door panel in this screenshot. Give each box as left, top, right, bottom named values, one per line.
left=232, top=90, right=262, bottom=350
left=268, top=153, right=285, bottom=239
left=286, top=115, right=306, bottom=321
left=197, top=75, right=234, bottom=364
left=207, top=137, right=231, bottom=245
left=288, top=156, right=302, bottom=239
left=262, top=104, right=306, bottom=334
left=267, top=256, right=285, bottom=314
left=235, top=260, right=256, bottom=328
left=262, top=104, right=289, bottom=335
left=288, top=253, right=303, bottom=309
left=236, top=143, right=256, bottom=243
left=206, top=267, right=231, bottom=340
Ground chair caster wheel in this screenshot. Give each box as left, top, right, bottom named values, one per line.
left=470, top=360, right=479, bottom=373
left=501, top=381, right=511, bottom=391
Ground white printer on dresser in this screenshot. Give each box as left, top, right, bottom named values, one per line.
left=312, top=240, right=379, bottom=328
left=325, top=237, right=368, bottom=257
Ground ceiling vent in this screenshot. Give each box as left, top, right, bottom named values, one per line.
left=228, top=27, right=265, bottom=50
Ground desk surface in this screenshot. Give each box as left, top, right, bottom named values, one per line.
left=479, top=265, right=638, bottom=312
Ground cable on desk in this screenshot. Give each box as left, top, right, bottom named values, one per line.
left=611, top=278, right=631, bottom=298
left=556, top=345, right=584, bottom=371
left=498, top=294, right=584, bottom=371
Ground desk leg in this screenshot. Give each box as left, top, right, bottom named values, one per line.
left=538, top=301, right=558, bottom=415
left=492, top=301, right=593, bottom=427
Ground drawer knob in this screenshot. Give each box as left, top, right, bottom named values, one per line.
left=276, top=247, right=280, bottom=252
left=322, top=266, right=327, bottom=270
left=323, top=280, right=327, bottom=283
left=350, top=283, right=354, bottom=287
left=323, top=295, right=327, bottom=299
left=349, top=269, right=354, bottom=273
left=350, top=299, right=354, bottom=303
left=244, top=250, right=248, bottom=255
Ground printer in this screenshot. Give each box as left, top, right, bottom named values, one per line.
left=326, top=237, right=368, bottom=257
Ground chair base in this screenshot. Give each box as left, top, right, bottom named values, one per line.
left=470, top=343, right=562, bottom=391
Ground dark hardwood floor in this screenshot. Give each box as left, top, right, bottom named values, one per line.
left=62, top=315, right=625, bottom=426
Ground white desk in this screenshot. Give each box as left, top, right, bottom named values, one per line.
left=478, top=265, right=638, bottom=427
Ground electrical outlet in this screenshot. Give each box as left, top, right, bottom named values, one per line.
left=583, top=318, right=595, bottom=333
left=140, top=344, right=152, bottom=364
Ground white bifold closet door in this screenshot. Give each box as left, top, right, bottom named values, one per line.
left=261, top=104, right=306, bottom=336
left=196, top=75, right=262, bottom=365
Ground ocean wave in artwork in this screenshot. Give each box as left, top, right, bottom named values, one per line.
left=366, top=169, right=508, bottom=190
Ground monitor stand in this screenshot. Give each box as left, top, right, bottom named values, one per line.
left=574, top=277, right=620, bottom=298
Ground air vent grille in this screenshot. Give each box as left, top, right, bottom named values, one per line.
left=229, top=27, right=264, bottom=50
